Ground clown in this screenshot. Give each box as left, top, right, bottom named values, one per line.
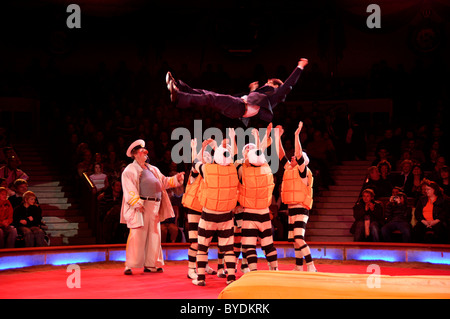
left=120, top=139, right=184, bottom=275
left=277, top=122, right=317, bottom=272
left=237, top=125, right=277, bottom=271
left=182, top=138, right=218, bottom=280
left=191, top=131, right=239, bottom=286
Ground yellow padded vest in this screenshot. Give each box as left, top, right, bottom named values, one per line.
left=199, top=163, right=239, bottom=211
left=281, top=165, right=313, bottom=209
left=238, top=163, right=274, bottom=209
left=182, top=173, right=203, bottom=212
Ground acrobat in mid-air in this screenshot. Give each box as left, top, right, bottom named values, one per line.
left=166, top=58, right=308, bottom=125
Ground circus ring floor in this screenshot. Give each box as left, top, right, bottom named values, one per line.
left=1, top=242, right=450, bottom=300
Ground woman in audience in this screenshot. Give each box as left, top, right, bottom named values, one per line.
left=89, top=162, right=108, bottom=193
left=413, top=180, right=449, bottom=243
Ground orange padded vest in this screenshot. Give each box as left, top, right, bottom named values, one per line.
left=281, top=165, right=313, bottom=209
left=182, top=173, right=203, bottom=212
left=199, top=163, right=239, bottom=211
left=238, top=163, right=274, bottom=209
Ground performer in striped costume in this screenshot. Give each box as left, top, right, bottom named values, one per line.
left=238, top=125, right=278, bottom=271
left=191, top=133, right=239, bottom=286
left=182, top=138, right=217, bottom=279
left=277, top=122, right=317, bottom=272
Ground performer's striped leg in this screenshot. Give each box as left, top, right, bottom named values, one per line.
left=187, top=210, right=202, bottom=278
left=188, top=243, right=198, bottom=278
left=195, top=215, right=215, bottom=284
left=259, top=218, right=278, bottom=270
left=218, top=224, right=236, bottom=283
left=289, top=208, right=316, bottom=271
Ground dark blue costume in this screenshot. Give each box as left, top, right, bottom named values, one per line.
left=174, top=66, right=304, bottom=123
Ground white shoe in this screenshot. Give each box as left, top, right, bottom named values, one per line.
left=241, top=267, right=250, bottom=274
left=292, top=265, right=303, bottom=271
left=217, top=268, right=228, bottom=278
left=307, top=264, right=318, bottom=272
left=187, top=268, right=198, bottom=280
left=205, top=265, right=217, bottom=275
left=192, top=279, right=205, bottom=286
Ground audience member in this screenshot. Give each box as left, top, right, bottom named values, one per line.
left=372, top=147, right=390, bottom=166
left=437, top=166, right=449, bottom=196
left=412, top=180, right=449, bottom=244
left=381, top=192, right=412, bottom=242
left=428, top=156, right=446, bottom=182
left=13, top=191, right=47, bottom=247
left=98, top=179, right=126, bottom=243
left=8, top=179, right=33, bottom=209
left=376, top=160, right=394, bottom=197
left=351, top=189, right=384, bottom=242
left=0, top=187, right=17, bottom=248
left=89, top=163, right=108, bottom=193
left=410, top=164, right=425, bottom=199
left=376, top=129, right=399, bottom=164
left=392, top=159, right=414, bottom=196
left=403, top=139, right=426, bottom=164
left=0, top=177, right=15, bottom=197
left=0, top=157, right=29, bottom=189
left=362, top=166, right=392, bottom=198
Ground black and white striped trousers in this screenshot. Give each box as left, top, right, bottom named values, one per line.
left=288, top=207, right=313, bottom=265
left=196, top=210, right=236, bottom=282
left=241, top=211, right=278, bottom=271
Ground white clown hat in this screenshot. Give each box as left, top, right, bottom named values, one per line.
left=214, top=145, right=233, bottom=166
left=247, top=148, right=267, bottom=166
left=126, top=139, right=145, bottom=158
left=242, top=143, right=257, bottom=155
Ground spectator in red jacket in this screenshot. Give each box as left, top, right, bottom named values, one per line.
left=0, top=187, right=17, bottom=248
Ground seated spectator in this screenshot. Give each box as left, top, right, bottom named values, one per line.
left=98, top=179, right=125, bottom=243
left=403, top=139, right=426, bottom=165
left=351, top=189, right=384, bottom=242
left=77, top=148, right=94, bottom=177
left=362, top=166, right=392, bottom=198
left=423, top=149, right=440, bottom=172
left=0, top=187, right=17, bottom=248
left=8, top=179, right=36, bottom=209
left=372, top=148, right=390, bottom=166
left=437, top=166, right=449, bottom=196
left=0, top=156, right=29, bottom=189
left=377, top=160, right=394, bottom=196
left=376, top=129, right=399, bottom=164
left=162, top=164, right=185, bottom=243
left=0, top=177, right=15, bottom=197
left=160, top=217, right=179, bottom=243
left=89, top=163, right=108, bottom=193
left=13, top=191, right=47, bottom=247
left=395, top=150, right=412, bottom=171
left=428, top=156, right=446, bottom=182
left=412, top=180, right=449, bottom=244
left=410, top=164, right=424, bottom=199
left=103, top=150, right=120, bottom=177
left=381, top=192, right=412, bottom=242
left=392, top=159, right=414, bottom=197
